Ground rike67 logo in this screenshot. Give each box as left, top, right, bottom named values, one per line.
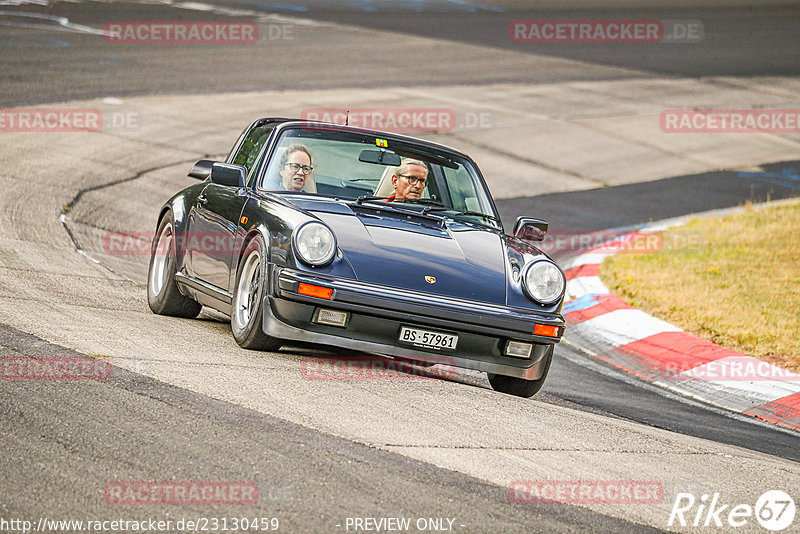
left=668, top=490, right=795, bottom=531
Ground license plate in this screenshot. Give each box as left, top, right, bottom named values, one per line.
left=398, top=326, right=458, bottom=351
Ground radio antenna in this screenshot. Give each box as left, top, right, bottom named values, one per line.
left=345, top=110, right=349, bottom=126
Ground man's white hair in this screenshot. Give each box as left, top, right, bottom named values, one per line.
left=395, top=158, right=428, bottom=177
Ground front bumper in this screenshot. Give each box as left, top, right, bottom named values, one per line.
left=263, top=267, right=565, bottom=380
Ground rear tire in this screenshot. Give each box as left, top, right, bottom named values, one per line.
left=488, top=345, right=553, bottom=398
left=147, top=212, right=202, bottom=318
left=231, top=235, right=282, bottom=351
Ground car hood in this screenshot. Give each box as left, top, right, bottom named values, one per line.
left=301, top=201, right=507, bottom=304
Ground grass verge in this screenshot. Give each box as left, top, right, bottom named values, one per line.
left=600, top=199, right=800, bottom=372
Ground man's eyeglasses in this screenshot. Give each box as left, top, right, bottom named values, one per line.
left=286, top=162, right=314, bottom=174
left=397, top=173, right=427, bottom=186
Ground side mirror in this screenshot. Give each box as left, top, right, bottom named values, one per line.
left=188, top=159, right=216, bottom=180
left=513, top=217, right=548, bottom=242
left=358, top=149, right=402, bottom=166
left=210, top=163, right=247, bottom=188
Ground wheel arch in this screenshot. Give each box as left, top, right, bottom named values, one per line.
left=155, top=190, right=197, bottom=269
left=231, top=223, right=273, bottom=287
left=242, top=226, right=271, bottom=260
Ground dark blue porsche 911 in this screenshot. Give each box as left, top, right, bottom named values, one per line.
left=147, top=118, right=566, bottom=397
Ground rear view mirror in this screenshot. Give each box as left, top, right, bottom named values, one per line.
left=358, top=149, right=401, bottom=166
left=210, top=163, right=246, bottom=188
left=513, top=217, right=548, bottom=242
left=188, top=159, right=216, bottom=180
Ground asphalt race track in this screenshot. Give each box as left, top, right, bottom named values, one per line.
left=1, top=1, right=799, bottom=533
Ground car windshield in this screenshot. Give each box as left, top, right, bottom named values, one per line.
left=259, top=126, right=500, bottom=228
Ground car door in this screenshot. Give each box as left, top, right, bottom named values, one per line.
left=186, top=183, right=245, bottom=291
left=186, top=121, right=276, bottom=292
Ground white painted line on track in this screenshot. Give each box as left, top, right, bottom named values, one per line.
left=565, top=276, right=609, bottom=302
left=578, top=309, right=682, bottom=348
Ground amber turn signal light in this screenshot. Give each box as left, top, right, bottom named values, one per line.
left=533, top=323, right=559, bottom=338
left=298, top=283, right=333, bottom=300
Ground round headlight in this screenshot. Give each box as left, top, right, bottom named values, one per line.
left=293, top=222, right=336, bottom=266
left=522, top=260, right=565, bottom=304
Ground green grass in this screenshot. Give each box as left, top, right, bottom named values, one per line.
left=600, top=199, right=800, bottom=372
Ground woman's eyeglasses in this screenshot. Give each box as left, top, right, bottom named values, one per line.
left=286, top=162, right=314, bottom=174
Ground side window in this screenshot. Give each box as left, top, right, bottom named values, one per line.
left=230, top=125, right=274, bottom=176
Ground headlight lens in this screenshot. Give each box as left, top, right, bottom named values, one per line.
left=293, top=222, right=336, bottom=266
left=522, top=260, right=565, bottom=304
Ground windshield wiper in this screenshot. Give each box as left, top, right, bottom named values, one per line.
left=450, top=210, right=502, bottom=225
left=403, top=199, right=448, bottom=214
left=359, top=196, right=445, bottom=208
left=349, top=197, right=446, bottom=225
left=456, top=210, right=501, bottom=223
left=405, top=198, right=445, bottom=206
left=398, top=202, right=502, bottom=225
left=422, top=205, right=449, bottom=215
left=355, top=195, right=389, bottom=204
left=404, top=203, right=501, bottom=223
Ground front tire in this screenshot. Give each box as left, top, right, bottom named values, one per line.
left=488, top=345, right=553, bottom=398
left=147, top=212, right=202, bottom=318
left=231, top=236, right=282, bottom=351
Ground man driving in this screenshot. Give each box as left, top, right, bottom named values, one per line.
left=387, top=158, right=428, bottom=201
left=280, top=144, right=314, bottom=192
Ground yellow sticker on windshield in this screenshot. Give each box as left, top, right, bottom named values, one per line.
left=376, top=138, right=388, bottom=147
